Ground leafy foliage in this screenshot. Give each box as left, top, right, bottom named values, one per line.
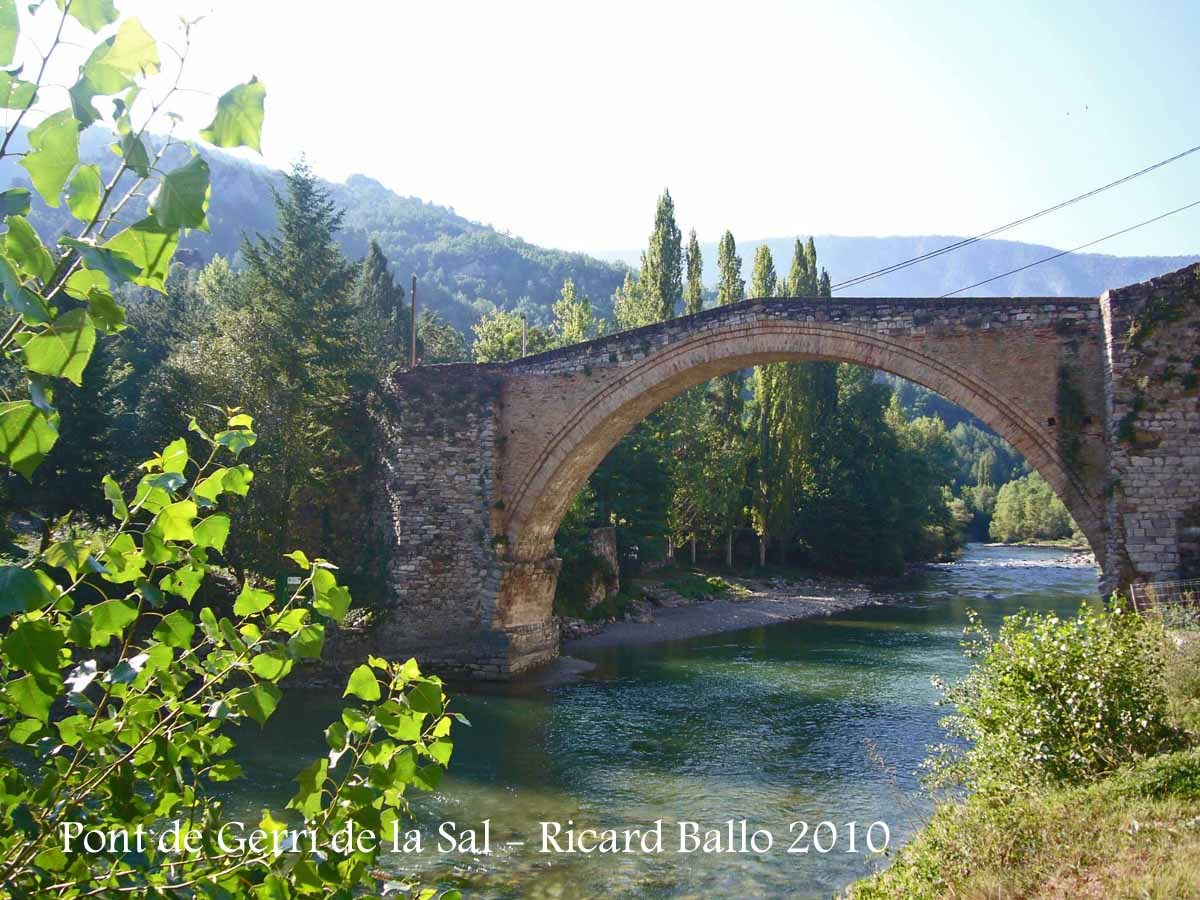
left=988, top=470, right=1078, bottom=543
left=928, top=600, right=1180, bottom=793
left=0, top=417, right=460, bottom=896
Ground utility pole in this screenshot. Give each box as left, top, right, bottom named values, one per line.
left=521, top=313, right=528, bottom=357
left=410, top=274, right=417, bottom=367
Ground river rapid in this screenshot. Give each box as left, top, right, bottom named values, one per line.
left=229, top=544, right=1098, bottom=898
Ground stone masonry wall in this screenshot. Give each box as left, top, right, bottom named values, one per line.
left=1101, top=263, right=1200, bottom=589
left=342, top=364, right=557, bottom=678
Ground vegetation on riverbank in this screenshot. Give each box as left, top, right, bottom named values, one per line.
left=848, top=605, right=1200, bottom=899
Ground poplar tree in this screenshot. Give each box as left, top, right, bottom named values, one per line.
left=640, top=189, right=683, bottom=320
left=685, top=228, right=704, bottom=315
left=716, top=230, right=745, bottom=306
left=551, top=278, right=602, bottom=346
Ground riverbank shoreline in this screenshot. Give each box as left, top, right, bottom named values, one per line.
left=563, top=572, right=900, bottom=653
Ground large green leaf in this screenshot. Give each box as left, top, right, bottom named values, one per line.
left=22, top=308, right=96, bottom=386
left=152, top=610, right=194, bottom=649
left=86, top=287, right=125, bottom=333
left=4, top=674, right=55, bottom=722
left=19, top=110, right=79, bottom=206
left=343, top=664, right=381, bottom=702
left=65, top=164, right=102, bottom=222
left=6, top=216, right=54, bottom=283
left=0, top=0, right=16, bottom=67
left=69, top=17, right=159, bottom=127
left=237, top=682, right=281, bottom=725
left=87, top=598, right=138, bottom=644
left=0, top=565, right=53, bottom=618
left=118, top=132, right=150, bottom=176
left=0, top=400, right=58, bottom=478
left=233, top=583, right=273, bottom=616
left=200, top=77, right=266, bottom=152
left=0, top=71, right=36, bottom=109
left=57, top=0, right=119, bottom=32
left=61, top=237, right=140, bottom=287
left=153, top=155, right=209, bottom=230
left=152, top=500, right=196, bottom=542
left=102, top=216, right=178, bottom=292
left=3, top=619, right=64, bottom=676
left=193, top=514, right=230, bottom=552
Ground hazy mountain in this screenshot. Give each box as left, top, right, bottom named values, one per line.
left=3, top=129, right=1194, bottom=333
left=596, top=236, right=1197, bottom=299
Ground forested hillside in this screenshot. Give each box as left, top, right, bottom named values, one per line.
left=0, top=130, right=629, bottom=332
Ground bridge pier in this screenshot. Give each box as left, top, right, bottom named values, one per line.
left=357, top=265, right=1200, bottom=680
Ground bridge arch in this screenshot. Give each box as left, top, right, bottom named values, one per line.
left=501, top=316, right=1104, bottom=568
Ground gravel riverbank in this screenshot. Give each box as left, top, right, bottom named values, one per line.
left=563, top=573, right=900, bottom=653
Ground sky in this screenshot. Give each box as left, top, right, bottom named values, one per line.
left=21, top=0, right=1200, bottom=256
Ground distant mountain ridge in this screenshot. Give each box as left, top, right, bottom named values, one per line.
left=596, top=236, right=1198, bottom=299
left=2, top=129, right=1195, bottom=330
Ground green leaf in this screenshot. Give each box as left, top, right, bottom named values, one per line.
left=62, top=266, right=108, bottom=301
left=0, top=254, right=49, bottom=323
left=0, top=71, right=36, bottom=109
left=286, top=624, right=324, bottom=660
left=9, top=718, right=45, bottom=744
left=0, top=400, right=58, bottom=478
left=65, top=164, right=102, bottom=222
left=69, top=17, right=159, bottom=125
left=407, top=681, right=444, bottom=716
left=201, top=77, right=266, bottom=151
left=153, top=610, right=194, bottom=648
left=152, top=500, right=196, bottom=542
left=19, top=110, right=79, bottom=206
left=116, top=133, right=150, bottom=176
left=343, top=664, right=381, bottom=702
left=428, top=739, right=453, bottom=767
left=3, top=618, right=64, bottom=675
left=103, top=216, right=178, bottom=292
left=206, top=760, right=243, bottom=783
left=233, top=583, right=273, bottom=616
left=193, top=515, right=230, bottom=552
left=312, top=568, right=351, bottom=622
left=237, top=682, right=281, bottom=725
left=214, top=428, right=255, bottom=456
left=284, top=549, right=310, bottom=569
left=6, top=216, right=54, bottom=282
left=88, top=598, right=137, bottom=643
left=0, top=188, right=30, bottom=217
left=290, top=758, right=328, bottom=818
left=0, top=0, right=16, bottom=67
left=160, top=437, right=188, bottom=473
left=86, top=287, right=125, bottom=332
left=22, top=308, right=96, bottom=385
left=61, top=237, right=141, bottom=287
left=101, top=474, right=128, bottom=519
left=57, top=0, right=119, bottom=32
left=159, top=563, right=203, bottom=601
left=153, top=155, right=210, bottom=230
left=251, top=650, right=291, bottom=681
left=228, top=412, right=254, bottom=428
left=4, top=674, right=55, bottom=722
left=44, top=539, right=91, bottom=578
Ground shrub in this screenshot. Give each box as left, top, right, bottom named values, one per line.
left=663, top=574, right=747, bottom=599
left=928, top=598, right=1181, bottom=793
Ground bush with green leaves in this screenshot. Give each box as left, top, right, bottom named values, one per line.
left=928, top=599, right=1181, bottom=793
left=0, top=4, right=461, bottom=897
left=0, top=415, right=461, bottom=896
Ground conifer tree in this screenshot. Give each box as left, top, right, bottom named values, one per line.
left=551, top=278, right=602, bottom=346
left=685, top=228, right=704, bottom=315
left=357, top=239, right=409, bottom=375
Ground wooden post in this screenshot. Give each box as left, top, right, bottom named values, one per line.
left=521, top=313, right=528, bottom=357
left=410, top=274, right=418, bottom=367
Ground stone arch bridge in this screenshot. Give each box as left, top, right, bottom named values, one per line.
left=358, top=264, right=1200, bottom=678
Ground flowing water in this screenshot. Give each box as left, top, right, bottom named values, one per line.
left=230, top=544, right=1098, bottom=898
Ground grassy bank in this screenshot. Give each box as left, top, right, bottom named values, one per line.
left=848, top=626, right=1200, bottom=899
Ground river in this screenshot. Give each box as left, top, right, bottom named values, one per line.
left=229, top=544, right=1098, bottom=898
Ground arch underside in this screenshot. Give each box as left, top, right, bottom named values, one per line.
left=505, top=321, right=1104, bottom=566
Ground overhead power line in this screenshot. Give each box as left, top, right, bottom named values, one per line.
left=939, top=199, right=1200, bottom=297
left=831, top=141, right=1200, bottom=292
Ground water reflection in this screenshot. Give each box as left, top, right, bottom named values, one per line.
left=230, top=544, right=1097, bottom=898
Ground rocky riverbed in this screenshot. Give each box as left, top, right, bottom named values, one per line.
left=561, top=572, right=901, bottom=652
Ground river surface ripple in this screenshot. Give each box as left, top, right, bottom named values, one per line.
left=232, top=544, right=1098, bottom=899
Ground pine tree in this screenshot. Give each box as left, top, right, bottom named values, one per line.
left=685, top=228, right=704, bottom=315
left=640, top=189, right=683, bottom=320
left=357, top=239, right=409, bottom=375
left=551, top=278, right=601, bottom=346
